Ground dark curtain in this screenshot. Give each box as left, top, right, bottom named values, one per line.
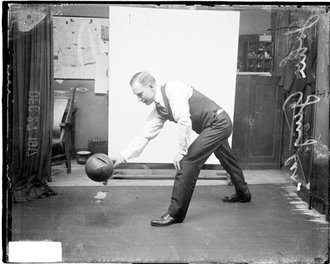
left=8, top=6, right=56, bottom=202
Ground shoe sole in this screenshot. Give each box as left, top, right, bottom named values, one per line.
left=222, top=197, right=251, bottom=203
left=150, top=220, right=183, bottom=227
left=150, top=223, right=173, bottom=227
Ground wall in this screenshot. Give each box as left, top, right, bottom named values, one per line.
left=52, top=4, right=109, bottom=152
left=51, top=4, right=271, bottom=152
left=53, top=80, right=108, bottom=151
left=239, top=8, right=271, bottom=35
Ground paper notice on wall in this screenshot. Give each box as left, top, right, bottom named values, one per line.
left=53, top=16, right=109, bottom=79
left=95, top=53, right=109, bottom=94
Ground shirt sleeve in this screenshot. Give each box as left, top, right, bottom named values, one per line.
left=119, top=108, right=166, bottom=161
left=166, top=81, right=192, bottom=156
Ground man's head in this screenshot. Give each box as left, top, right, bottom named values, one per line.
left=130, top=72, right=156, bottom=105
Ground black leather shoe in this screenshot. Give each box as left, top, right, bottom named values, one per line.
left=151, top=213, right=181, bottom=227
left=223, top=189, right=251, bottom=203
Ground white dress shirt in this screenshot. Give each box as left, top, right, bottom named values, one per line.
left=120, top=81, right=193, bottom=161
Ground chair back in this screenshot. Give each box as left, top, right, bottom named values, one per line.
left=53, top=88, right=76, bottom=141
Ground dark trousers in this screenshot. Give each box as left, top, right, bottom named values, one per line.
left=168, top=111, right=248, bottom=221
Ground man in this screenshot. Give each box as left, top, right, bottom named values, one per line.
left=111, top=71, right=251, bottom=227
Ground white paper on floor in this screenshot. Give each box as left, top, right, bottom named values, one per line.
left=94, top=191, right=107, bottom=201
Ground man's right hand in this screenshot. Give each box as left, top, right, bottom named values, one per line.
left=109, top=153, right=126, bottom=168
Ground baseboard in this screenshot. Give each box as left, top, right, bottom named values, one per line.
left=239, top=163, right=282, bottom=170
left=118, top=163, right=223, bottom=170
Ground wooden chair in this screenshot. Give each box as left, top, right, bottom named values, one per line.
left=52, top=88, right=77, bottom=174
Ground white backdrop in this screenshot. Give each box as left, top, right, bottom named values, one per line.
left=108, top=6, right=240, bottom=164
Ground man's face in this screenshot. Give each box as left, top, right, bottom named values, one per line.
left=131, top=81, right=156, bottom=106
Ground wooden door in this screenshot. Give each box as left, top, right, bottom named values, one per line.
left=232, top=75, right=282, bottom=169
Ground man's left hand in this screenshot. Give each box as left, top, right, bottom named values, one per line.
left=173, top=152, right=185, bottom=172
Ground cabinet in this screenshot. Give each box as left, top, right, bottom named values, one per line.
left=237, top=34, right=273, bottom=73
left=232, top=75, right=282, bottom=169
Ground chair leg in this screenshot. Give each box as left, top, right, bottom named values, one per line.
left=65, top=145, right=71, bottom=174
left=47, top=160, right=53, bottom=182
left=64, top=134, right=71, bottom=174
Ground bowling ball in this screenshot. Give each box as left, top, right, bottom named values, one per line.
left=85, top=153, right=114, bottom=182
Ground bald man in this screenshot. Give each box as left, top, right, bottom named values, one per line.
left=111, top=72, right=251, bottom=227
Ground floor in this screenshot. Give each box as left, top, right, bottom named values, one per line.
left=11, top=161, right=329, bottom=263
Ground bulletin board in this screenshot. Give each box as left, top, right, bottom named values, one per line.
left=53, top=16, right=109, bottom=82
left=108, top=6, right=240, bottom=164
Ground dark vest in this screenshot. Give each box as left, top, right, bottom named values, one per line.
left=156, top=84, right=222, bottom=134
